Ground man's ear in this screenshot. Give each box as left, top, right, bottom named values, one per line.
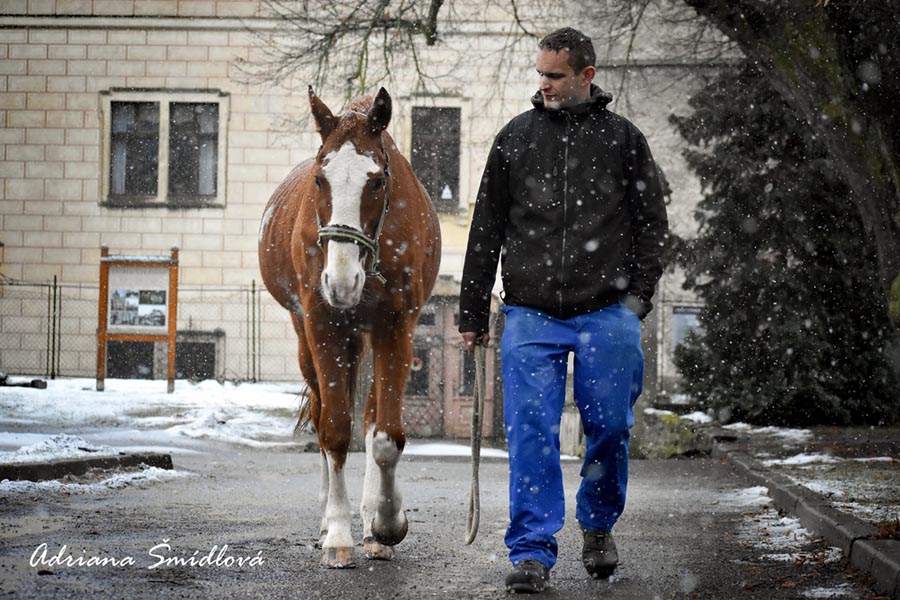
left=582, top=66, right=596, bottom=87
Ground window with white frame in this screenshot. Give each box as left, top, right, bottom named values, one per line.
left=672, top=306, right=704, bottom=350
left=101, top=89, right=229, bottom=208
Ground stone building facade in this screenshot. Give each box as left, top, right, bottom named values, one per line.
left=0, top=0, right=713, bottom=436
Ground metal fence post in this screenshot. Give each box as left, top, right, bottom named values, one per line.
left=256, top=280, right=262, bottom=382
left=45, top=280, right=52, bottom=378
left=55, top=278, right=62, bottom=378
left=251, top=279, right=258, bottom=382
left=50, top=276, right=59, bottom=379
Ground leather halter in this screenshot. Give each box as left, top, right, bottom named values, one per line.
left=316, top=136, right=390, bottom=285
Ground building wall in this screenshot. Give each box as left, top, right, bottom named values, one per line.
left=0, top=1, right=713, bottom=401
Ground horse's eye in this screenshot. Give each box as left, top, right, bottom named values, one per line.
left=314, top=176, right=323, bottom=189
left=372, top=177, right=384, bottom=190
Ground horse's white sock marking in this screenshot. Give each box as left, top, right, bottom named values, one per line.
left=361, top=429, right=404, bottom=537
left=322, top=452, right=353, bottom=549
left=318, top=452, right=329, bottom=542
left=361, top=427, right=379, bottom=540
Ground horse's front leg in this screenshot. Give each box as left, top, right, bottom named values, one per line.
left=361, top=423, right=405, bottom=559
left=319, top=440, right=354, bottom=568
left=360, top=327, right=411, bottom=556
left=317, top=450, right=329, bottom=548
left=289, top=315, right=332, bottom=550
left=309, top=330, right=357, bottom=568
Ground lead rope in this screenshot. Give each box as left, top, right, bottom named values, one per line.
left=465, top=343, right=487, bottom=544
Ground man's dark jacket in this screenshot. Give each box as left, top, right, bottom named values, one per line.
left=459, top=85, right=669, bottom=334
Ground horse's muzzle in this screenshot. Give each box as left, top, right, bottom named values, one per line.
left=320, top=242, right=366, bottom=309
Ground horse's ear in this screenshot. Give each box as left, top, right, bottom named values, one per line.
left=309, top=86, right=337, bottom=141
left=367, top=87, right=392, bottom=135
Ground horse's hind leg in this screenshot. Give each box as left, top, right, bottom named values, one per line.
left=360, top=325, right=411, bottom=554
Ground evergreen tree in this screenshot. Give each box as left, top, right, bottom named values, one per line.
left=671, top=63, right=898, bottom=426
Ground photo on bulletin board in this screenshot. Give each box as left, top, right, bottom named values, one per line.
left=108, top=288, right=167, bottom=329
left=107, top=264, right=170, bottom=332
left=137, top=290, right=167, bottom=327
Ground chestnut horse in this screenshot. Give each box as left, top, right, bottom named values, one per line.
left=258, top=88, right=441, bottom=568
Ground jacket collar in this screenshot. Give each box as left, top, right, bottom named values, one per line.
left=531, top=84, right=613, bottom=116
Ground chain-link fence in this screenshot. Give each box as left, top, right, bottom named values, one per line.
left=0, top=278, right=492, bottom=439
left=0, top=278, right=295, bottom=382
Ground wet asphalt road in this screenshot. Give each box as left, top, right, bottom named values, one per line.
left=0, top=445, right=880, bottom=599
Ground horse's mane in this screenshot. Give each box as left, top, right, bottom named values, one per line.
left=342, top=95, right=375, bottom=117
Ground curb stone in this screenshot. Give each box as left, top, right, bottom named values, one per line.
left=705, top=429, right=899, bottom=599
left=0, top=452, right=174, bottom=482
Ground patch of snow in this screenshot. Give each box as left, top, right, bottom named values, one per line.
left=644, top=407, right=675, bottom=417
left=761, top=453, right=842, bottom=467
left=403, top=442, right=579, bottom=461
left=405, top=442, right=508, bottom=458
left=717, top=486, right=772, bottom=507
left=0, top=434, right=120, bottom=464
left=801, top=583, right=859, bottom=598
left=735, top=504, right=844, bottom=565
left=833, top=501, right=899, bottom=524
left=681, top=411, right=712, bottom=424
left=0, top=378, right=304, bottom=453
left=761, top=546, right=842, bottom=564
left=803, top=481, right=846, bottom=498
left=723, top=423, right=813, bottom=443
left=0, top=466, right=192, bottom=494
left=722, top=422, right=754, bottom=431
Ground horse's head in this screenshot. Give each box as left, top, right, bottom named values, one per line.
left=308, top=87, right=392, bottom=310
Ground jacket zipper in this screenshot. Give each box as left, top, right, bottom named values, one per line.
left=558, top=117, right=571, bottom=314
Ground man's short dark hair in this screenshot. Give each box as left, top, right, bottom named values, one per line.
left=538, top=27, right=596, bottom=73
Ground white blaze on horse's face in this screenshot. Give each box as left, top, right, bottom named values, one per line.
left=319, top=141, right=380, bottom=309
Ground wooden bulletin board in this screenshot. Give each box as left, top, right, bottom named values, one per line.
left=96, top=245, right=179, bottom=393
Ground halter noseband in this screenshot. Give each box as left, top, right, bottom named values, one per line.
left=316, top=137, right=390, bottom=285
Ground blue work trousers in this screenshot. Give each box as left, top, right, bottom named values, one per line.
left=501, top=304, right=644, bottom=570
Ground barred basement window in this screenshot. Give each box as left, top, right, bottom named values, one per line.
left=101, top=89, right=229, bottom=209
left=175, top=341, right=216, bottom=381
left=106, top=341, right=154, bottom=380
left=174, top=330, right=225, bottom=382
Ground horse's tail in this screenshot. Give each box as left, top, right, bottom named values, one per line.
left=294, top=384, right=314, bottom=436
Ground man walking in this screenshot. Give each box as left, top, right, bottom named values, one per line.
left=459, top=27, right=668, bottom=593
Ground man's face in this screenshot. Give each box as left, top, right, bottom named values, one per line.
left=536, top=49, right=592, bottom=110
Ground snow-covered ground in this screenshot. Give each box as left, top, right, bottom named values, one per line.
left=721, top=486, right=859, bottom=599
left=721, top=422, right=899, bottom=525
left=0, top=380, right=883, bottom=598
left=3, top=378, right=895, bottom=530
left=0, top=377, right=510, bottom=466
left=648, top=408, right=899, bottom=526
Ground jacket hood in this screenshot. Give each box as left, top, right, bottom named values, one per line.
left=531, top=84, right=613, bottom=114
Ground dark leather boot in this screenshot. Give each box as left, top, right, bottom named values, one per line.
left=505, top=558, right=549, bottom=593
left=582, top=529, right=618, bottom=579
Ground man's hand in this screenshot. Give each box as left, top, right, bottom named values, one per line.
left=461, top=331, right=490, bottom=352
